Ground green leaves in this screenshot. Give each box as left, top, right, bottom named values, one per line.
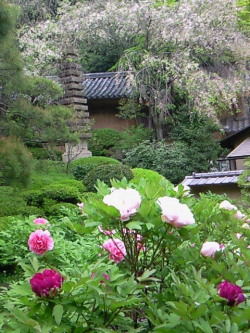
left=52, top=304, right=63, bottom=325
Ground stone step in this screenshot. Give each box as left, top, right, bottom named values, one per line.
left=60, top=97, right=87, bottom=105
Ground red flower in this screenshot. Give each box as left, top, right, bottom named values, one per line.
left=217, top=281, right=245, bottom=306
left=30, top=269, right=64, bottom=298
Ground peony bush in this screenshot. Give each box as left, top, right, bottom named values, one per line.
left=0, top=177, right=250, bottom=332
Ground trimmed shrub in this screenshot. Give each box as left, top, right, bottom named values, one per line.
left=131, top=168, right=165, bottom=185
left=42, top=184, right=81, bottom=203
left=87, top=128, right=122, bottom=156
left=47, top=203, right=79, bottom=216
left=50, top=179, right=86, bottom=193
left=0, top=186, right=44, bottom=217
left=83, top=164, right=133, bottom=192
left=71, top=156, right=121, bottom=180
left=22, top=190, right=44, bottom=207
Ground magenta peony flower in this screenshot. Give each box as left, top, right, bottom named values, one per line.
left=103, top=188, right=142, bottom=221
left=33, top=217, right=49, bottom=225
left=201, top=241, right=221, bottom=258
left=30, top=269, right=64, bottom=298
left=157, top=196, right=195, bottom=228
left=102, top=238, right=126, bottom=263
left=28, top=230, right=54, bottom=255
left=217, top=281, right=245, bottom=306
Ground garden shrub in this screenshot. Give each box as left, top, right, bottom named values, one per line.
left=72, top=156, right=121, bottom=180
left=42, top=184, right=81, bottom=203
left=2, top=179, right=250, bottom=332
left=50, top=179, right=86, bottom=193
left=0, top=186, right=44, bottom=217
left=123, top=140, right=192, bottom=184
left=22, top=190, right=44, bottom=207
left=47, top=203, right=79, bottom=216
left=115, top=125, right=153, bottom=151
left=0, top=137, right=34, bottom=187
left=83, top=164, right=133, bottom=191
left=130, top=167, right=165, bottom=185
left=87, top=128, right=122, bottom=156
left=28, top=147, right=62, bottom=160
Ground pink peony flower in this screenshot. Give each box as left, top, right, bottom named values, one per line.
left=98, top=225, right=116, bottom=236
left=218, top=200, right=245, bottom=219
left=30, top=269, right=64, bottom=298
left=102, top=238, right=126, bottom=263
left=217, top=281, right=245, bottom=306
left=219, top=200, right=237, bottom=211
left=157, top=196, right=195, bottom=228
left=103, top=188, right=142, bottom=221
left=77, top=202, right=84, bottom=209
left=201, top=241, right=221, bottom=258
left=28, top=230, right=54, bottom=255
left=33, top=218, right=49, bottom=225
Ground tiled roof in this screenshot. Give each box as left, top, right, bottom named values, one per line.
left=182, top=170, right=243, bottom=187
left=82, top=72, right=132, bottom=99
left=221, top=116, right=250, bottom=135
left=227, top=137, right=250, bottom=159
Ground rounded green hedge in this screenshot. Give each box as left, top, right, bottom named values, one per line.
left=72, top=156, right=121, bottom=180
left=42, top=184, right=81, bottom=204
left=50, top=179, right=86, bottom=193
left=83, top=164, right=133, bottom=192
left=131, top=168, right=165, bottom=185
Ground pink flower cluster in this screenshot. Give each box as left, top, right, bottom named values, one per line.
left=103, top=188, right=142, bottom=221
left=30, top=269, right=64, bottom=298
left=157, top=196, right=195, bottom=228
left=28, top=230, right=54, bottom=255
left=102, top=238, right=126, bottom=263
left=219, top=200, right=245, bottom=220
left=217, top=281, right=245, bottom=306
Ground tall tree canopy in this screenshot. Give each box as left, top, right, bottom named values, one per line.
left=16, top=0, right=250, bottom=138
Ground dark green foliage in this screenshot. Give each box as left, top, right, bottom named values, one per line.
left=0, top=137, right=34, bottom=187
left=47, top=202, right=79, bottom=216
left=28, top=147, right=62, bottom=160
left=238, top=158, right=250, bottom=203
left=42, top=184, right=81, bottom=204
left=0, top=186, right=43, bottom=217
left=87, top=128, right=123, bottom=156
left=22, top=190, right=44, bottom=207
left=0, top=0, right=23, bottom=91
left=84, top=164, right=133, bottom=192
left=169, top=110, right=226, bottom=173
left=124, top=140, right=192, bottom=184
left=115, top=125, right=153, bottom=151
left=72, top=156, right=121, bottom=180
